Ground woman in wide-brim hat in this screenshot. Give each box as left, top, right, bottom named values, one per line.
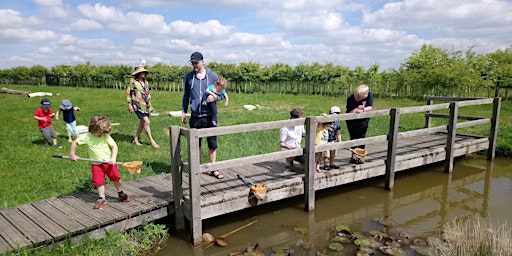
left=125, top=64, right=160, bottom=148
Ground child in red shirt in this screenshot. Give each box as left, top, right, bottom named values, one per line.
left=33, top=98, right=61, bottom=148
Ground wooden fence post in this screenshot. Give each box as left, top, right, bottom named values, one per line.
left=385, top=108, right=400, bottom=190
left=444, top=102, right=458, bottom=173
left=187, top=129, right=203, bottom=245
left=170, top=126, right=185, bottom=232
left=487, top=97, right=501, bottom=160
left=304, top=117, right=316, bottom=211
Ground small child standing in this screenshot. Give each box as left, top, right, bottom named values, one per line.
left=56, top=99, right=81, bottom=142
left=315, top=120, right=332, bottom=172
left=33, top=98, right=61, bottom=148
left=69, top=116, right=130, bottom=209
left=202, top=77, right=229, bottom=127
left=324, top=106, right=342, bottom=170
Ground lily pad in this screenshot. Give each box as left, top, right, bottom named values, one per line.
left=377, top=216, right=398, bottom=226
left=354, top=237, right=380, bottom=249
left=379, top=245, right=405, bottom=255
left=332, top=234, right=354, bottom=243
left=293, top=226, right=308, bottom=234
left=271, top=245, right=290, bottom=254
left=410, top=245, right=435, bottom=256
left=328, top=242, right=344, bottom=251
left=334, top=224, right=351, bottom=232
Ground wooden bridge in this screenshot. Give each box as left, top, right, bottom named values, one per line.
left=0, top=97, right=500, bottom=253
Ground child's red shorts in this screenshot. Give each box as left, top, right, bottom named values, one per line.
left=91, top=163, right=121, bottom=186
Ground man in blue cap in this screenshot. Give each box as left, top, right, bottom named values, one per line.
left=181, top=52, right=225, bottom=179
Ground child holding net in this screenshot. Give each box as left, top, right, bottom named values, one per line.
left=69, top=115, right=130, bottom=209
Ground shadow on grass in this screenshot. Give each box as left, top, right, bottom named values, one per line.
left=146, top=161, right=171, bottom=174
left=111, top=132, right=134, bottom=144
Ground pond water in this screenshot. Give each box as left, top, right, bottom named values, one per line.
left=156, top=156, right=511, bottom=256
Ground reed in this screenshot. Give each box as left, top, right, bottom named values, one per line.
left=431, top=218, right=512, bottom=256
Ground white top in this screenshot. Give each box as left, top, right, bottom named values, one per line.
left=279, top=125, right=305, bottom=150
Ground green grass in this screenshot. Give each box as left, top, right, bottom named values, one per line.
left=1, top=85, right=510, bottom=209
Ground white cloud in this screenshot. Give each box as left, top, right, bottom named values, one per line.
left=66, top=19, right=102, bottom=31
left=34, top=0, right=62, bottom=6
left=0, top=28, right=58, bottom=42
left=38, top=47, right=54, bottom=54
left=0, top=9, right=41, bottom=28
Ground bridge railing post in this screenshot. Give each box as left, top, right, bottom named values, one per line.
left=444, top=102, right=458, bottom=173
left=424, top=98, right=433, bottom=128
left=385, top=108, right=400, bottom=190
left=170, top=125, right=184, bottom=232
left=487, top=97, right=501, bottom=160
left=304, top=117, right=316, bottom=211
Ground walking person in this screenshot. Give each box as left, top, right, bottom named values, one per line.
left=126, top=64, right=160, bottom=148
left=69, top=116, right=130, bottom=209
left=33, top=98, right=62, bottom=148
left=345, top=84, right=373, bottom=164
left=56, top=99, right=81, bottom=143
left=181, top=52, right=225, bottom=179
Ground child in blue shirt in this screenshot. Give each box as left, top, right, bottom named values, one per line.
left=202, top=77, right=229, bottom=127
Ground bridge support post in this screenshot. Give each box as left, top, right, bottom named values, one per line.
left=487, top=97, right=501, bottom=160
left=304, top=117, right=316, bottom=211
left=444, top=102, right=458, bottom=173
left=170, top=126, right=185, bottom=232
left=187, top=129, right=203, bottom=245
left=385, top=108, right=400, bottom=190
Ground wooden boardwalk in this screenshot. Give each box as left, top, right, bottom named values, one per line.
left=0, top=132, right=488, bottom=253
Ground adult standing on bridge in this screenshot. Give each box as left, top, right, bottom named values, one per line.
left=181, top=52, right=225, bottom=179
left=345, top=84, right=373, bottom=164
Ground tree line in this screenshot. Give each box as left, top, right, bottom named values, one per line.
left=1, top=44, right=511, bottom=99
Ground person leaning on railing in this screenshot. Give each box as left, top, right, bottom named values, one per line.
left=345, top=84, right=373, bottom=164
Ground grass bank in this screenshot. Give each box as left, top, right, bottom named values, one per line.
left=1, top=84, right=511, bottom=209
left=4, top=222, right=167, bottom=256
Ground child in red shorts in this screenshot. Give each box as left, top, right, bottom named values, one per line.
left=69, top=116, right=130, bottom=209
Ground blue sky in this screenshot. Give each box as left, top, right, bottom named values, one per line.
left=1, top=0, right=511, bottom=70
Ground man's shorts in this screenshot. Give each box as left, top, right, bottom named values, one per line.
left=189, top=116, right=218, bottom=150
left=91, top=163, right=121, bottom=186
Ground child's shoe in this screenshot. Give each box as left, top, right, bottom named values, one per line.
left=211, top=121, right=217, bottom=127
left=118, top=192, right=131, bottom=202
left=93, top=198, right=107, bottom=209
left=54, top=144, right=62, bottom=148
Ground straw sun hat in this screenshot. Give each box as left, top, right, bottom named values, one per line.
left=131, top=64, right=149, bottom=76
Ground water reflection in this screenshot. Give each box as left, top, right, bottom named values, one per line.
left=156, top=157, right=511, bottom=256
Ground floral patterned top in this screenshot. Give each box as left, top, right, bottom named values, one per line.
left=126, top=77, right=154, bottom=113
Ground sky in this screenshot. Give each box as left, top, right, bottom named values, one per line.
left=0, top=0, right=511, bottom=71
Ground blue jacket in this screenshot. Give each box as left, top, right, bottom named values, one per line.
left=181, top=68, right=223, bottom=118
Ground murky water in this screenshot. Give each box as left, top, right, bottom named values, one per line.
left=156, top=156, right=511, bottom=255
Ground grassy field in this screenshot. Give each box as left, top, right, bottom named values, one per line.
left=1, top=84, right=510, bottom=210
